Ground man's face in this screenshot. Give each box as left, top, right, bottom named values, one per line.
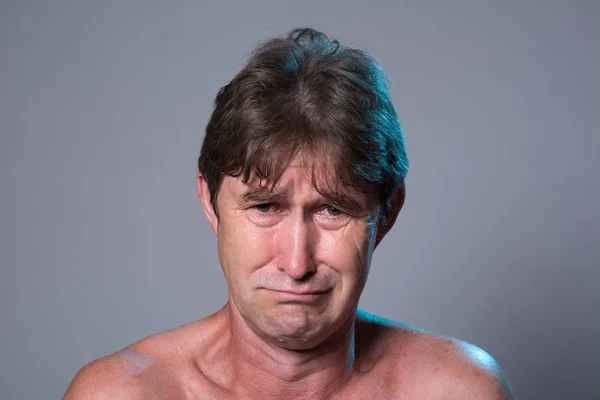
left=200, top=155, right=382, bottom=350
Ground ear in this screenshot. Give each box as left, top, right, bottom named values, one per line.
left=196, top=171, right=219, bottom=235
left=374, top=184, right=405, bottom=248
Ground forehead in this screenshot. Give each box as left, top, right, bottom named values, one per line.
left=262, top=156, right=326, bottom=185
left=221, top=154, right=378, bottom=211
left=225, top=155, right=331, bottom=193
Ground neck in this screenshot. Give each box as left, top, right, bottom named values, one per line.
left=223, top=299, right=357, bottom=400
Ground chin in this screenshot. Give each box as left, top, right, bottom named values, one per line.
left=258, top=310, right=338, bottom=350
left=266, top=327, right=329, bottom=351
left=276, top=337, right=325, bottom=351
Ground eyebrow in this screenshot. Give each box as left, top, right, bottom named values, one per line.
left=321, top=191, right=364, bottom=214
left=241, top=187, right=289, bottom=203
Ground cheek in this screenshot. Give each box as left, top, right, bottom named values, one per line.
left=319, top=222, right=375, bottom=279
left=218, top=217, right=277, bottom=279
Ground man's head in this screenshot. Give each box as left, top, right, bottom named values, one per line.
left=198, top=27, right=408, bottom=228
left=197, top=28, right=408, bottom=350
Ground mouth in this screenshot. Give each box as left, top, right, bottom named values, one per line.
left=265, top=288, right=331, bottom=302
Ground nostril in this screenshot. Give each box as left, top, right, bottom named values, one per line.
left=286, top=268, right=315, bottom=281
left=294, top=271, right=316, bottom=283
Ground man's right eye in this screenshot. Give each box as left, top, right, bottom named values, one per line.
left=255, top=203, right=273, bottom=213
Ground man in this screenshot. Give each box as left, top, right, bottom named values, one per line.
left=64, top=28, right=514, bottom=399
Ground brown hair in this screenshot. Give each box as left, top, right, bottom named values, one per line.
left=198, top=27, right=408, bottom=225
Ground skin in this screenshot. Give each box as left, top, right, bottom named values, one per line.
left=63, top=155, right=514, bottom=400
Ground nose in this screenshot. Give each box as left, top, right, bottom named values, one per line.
left=278, top=213, right=316, bottom=280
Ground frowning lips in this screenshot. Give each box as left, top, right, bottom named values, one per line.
left=268, top=288, right=331, bottom=295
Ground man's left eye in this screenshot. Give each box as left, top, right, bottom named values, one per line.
left=325, top=206, right=343, bottom=216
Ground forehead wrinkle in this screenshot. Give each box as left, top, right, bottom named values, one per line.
left=237, top=161, right=306, bottom=202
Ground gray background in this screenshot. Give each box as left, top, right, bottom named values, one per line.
left=1, top=1, right=598, bottom=399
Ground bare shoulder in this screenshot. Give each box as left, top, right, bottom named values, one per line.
left=62, top=315, right=220, bottom=399
left=356, top=309, right=515, bottom=399
left=412, top=333, right=515, bottom=399
left=62, top=349, right=151, bottom=399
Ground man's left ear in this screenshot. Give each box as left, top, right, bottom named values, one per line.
left=375, top=184, right=405, bottom=248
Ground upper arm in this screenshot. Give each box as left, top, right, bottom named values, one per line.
left=62, top=355, right=143, bottom=400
